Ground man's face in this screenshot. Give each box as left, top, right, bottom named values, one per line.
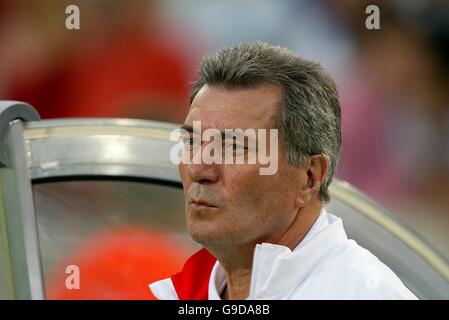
left=179, top=83, right=303, bottom=248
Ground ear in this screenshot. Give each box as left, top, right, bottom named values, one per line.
left=308, top=154, right=329, bottom=197
left=298, top=154, right=329, bottom=203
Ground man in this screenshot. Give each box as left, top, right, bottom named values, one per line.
left=149, top=42, right=417, bottom=299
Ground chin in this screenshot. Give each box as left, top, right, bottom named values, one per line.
left=187, top=219, right=225, bottom=246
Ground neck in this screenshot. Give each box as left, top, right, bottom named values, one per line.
left=220, top=266, right=252, bottom=300
left=274, top=201, right=322, bottom=250
left=208, top=243, right=254, bottom=300
left=210, top=202, right=322, bottom=300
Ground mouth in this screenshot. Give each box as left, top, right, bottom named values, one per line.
left=189, top=199, right=218, bottom=209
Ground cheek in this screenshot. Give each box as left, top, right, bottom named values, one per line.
left=179, top=164, right=190, bottom=188
left=224, top=172, right=291, bottom=240
left=243, top=168, right=295, bottom=217
left=223, top=167, right=272, bottom=212
left=179, top=165, right=193, bottom=207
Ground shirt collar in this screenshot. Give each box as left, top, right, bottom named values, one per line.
left=208, top=208, right=348, bottom=299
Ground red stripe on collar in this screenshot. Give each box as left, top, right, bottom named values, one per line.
left=171, top=248, right=217, bottom=300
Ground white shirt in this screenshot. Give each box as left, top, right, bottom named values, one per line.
left=150, top=208, right=418, bottom=300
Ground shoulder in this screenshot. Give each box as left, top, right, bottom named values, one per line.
left=326, top=239, right=418, bottom=299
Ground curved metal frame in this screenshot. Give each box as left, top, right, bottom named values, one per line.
left=330, top=181, right=449, bottom=282
left=1, top=102, right=449, bottom=299
left=0, top=102, right=43, bottom=299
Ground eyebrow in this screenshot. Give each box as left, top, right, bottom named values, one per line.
left=179, top=125, right=257, bottom=150
left=180, top=125, right=225, bottom=141
left=180, top=124, right=194, bottom=133
left=180, top=125, right=232, bottom=140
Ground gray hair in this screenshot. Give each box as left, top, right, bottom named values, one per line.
left=190, top=42, right=341, bottom=203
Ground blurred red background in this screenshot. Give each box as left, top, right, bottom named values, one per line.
left=1, top=0, right=448, bottom=298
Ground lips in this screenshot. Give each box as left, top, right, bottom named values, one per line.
left=190, top=198, right=218, bottom=208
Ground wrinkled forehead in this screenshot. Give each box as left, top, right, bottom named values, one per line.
left=185, top=84, right=281, bottom=131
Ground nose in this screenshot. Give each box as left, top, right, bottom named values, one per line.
left=186, top=162, right=220, bottom=184
left=185, top=148, right=220, bottom=184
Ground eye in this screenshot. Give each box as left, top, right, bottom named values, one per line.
left=224, top=140, right=246, bottom=152
left=181, top=135, right=194, bottom=147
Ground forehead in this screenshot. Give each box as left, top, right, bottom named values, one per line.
left=186, top=83, right=282, bottom=130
